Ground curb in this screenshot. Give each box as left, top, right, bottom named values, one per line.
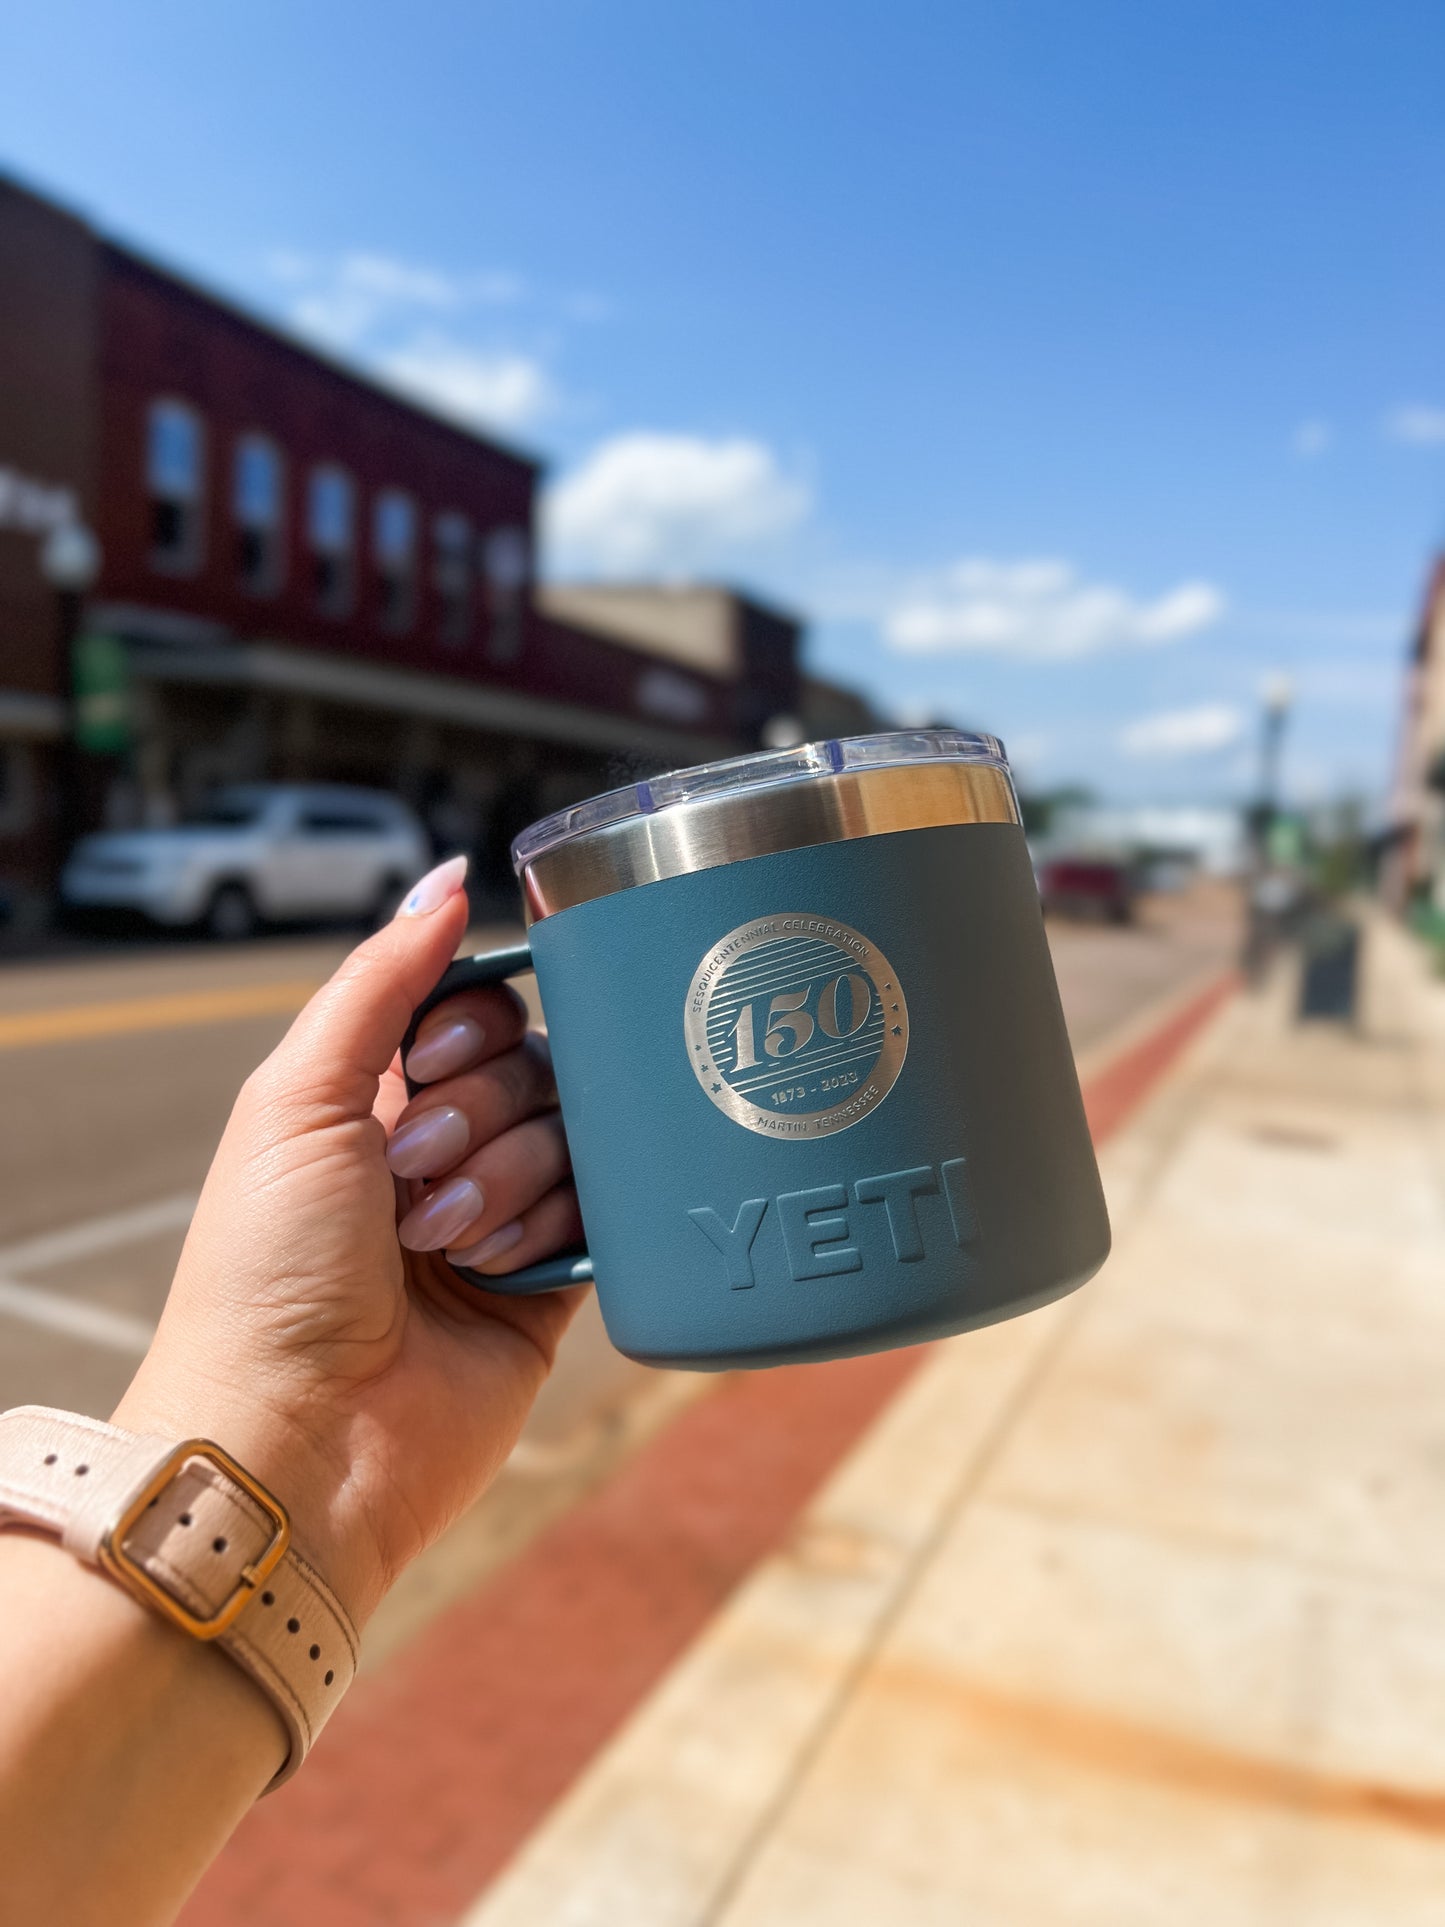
left=181, top=969, right=1239, bottom=1927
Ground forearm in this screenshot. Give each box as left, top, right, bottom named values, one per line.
left=0, top=1534, right=285, bottom=1926
left=0, top=869, right=573, bottom=1919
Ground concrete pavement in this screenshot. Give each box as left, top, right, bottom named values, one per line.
left=465, top=913, right=1445, bottom=1926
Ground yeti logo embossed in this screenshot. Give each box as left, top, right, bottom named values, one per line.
left=684, top=915, right=909, bottom=1137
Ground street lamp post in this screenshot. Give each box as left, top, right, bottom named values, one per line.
left=1243, top=672, right=1295, bottom=980
left=1256, top=672, right=1294, bottom=848
left=39, top=520, right=102, bottom=885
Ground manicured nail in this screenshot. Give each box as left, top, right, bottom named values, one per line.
left=385, top=1105, right=470, bottom=1180
left=398, top=1176, right=484, bottom=1252
left=397, top=855, right=468, bottom=919
left=448, top=1220, right=524, bottom=1269
left=406, top=1016, right=486, bottom=1083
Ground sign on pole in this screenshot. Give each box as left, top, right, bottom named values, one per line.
left=73, top=632, right=132, bottom=754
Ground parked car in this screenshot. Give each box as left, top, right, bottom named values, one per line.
left=1037, top=854, right=1136, bottom=924
left=60, top=784, right=431, bottom=939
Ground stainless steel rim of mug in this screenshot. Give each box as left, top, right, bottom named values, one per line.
left=519, top=760, right=1021, bottom=921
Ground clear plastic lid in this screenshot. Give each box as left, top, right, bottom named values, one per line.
left=511, top=728, right=1010, bottom=875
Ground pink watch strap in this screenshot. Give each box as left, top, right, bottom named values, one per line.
left=0, top=1406, right=357, bottom=1788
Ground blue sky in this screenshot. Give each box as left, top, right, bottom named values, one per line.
left=4, top=0, right=1443, bottom=805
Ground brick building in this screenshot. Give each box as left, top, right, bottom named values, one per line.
left=1387, top=554, right=1445, bottom=914
left=0, top=175, right=803, bottom=915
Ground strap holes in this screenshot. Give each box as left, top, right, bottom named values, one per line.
left=324, top=1671, right=335, bottom=1686
left=212, top=1537, right=227, bottom=1554
left=287, top=1617, right=300, bottom=1634
left=261, top=1591, right=275, bottom=1607
left=43, top=1453, right=57, bottom=1466
left=309, top=1644, right=320, bottom=1660
left=74, top=1464, right=89, bottom=1476
left=178, top=1512, right=192, bottom=1527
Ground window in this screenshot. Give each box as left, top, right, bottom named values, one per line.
left=373, top=489, right=417, bottom=631
left=483, top=524, right=529, bottom=662
left=233, top=434, right=285, bottom=594
left=179, top=796, right=265, bottom=829
left=309, top=466, right=355, bottom=616
left=146, top=400, right=205, bottom=572
left=433, top=511, right=472, bottom=646
left=296, top=804, right=391, bottom=835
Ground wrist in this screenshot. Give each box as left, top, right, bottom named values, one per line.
left=111, top=1365, right=388, bottom=1629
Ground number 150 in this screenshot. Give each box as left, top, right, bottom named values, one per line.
left=727, top=972, right=871, bottom=1071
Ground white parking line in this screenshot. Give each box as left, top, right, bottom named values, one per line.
left=0, top=1193, right=197, bottom=1357
left=0, top=1278, right=154, bottom=1356
left=0, top=1195, right=197, bottom=1275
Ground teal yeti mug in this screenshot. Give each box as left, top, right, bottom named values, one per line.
left=404, top=730, right=1110, bottom=1369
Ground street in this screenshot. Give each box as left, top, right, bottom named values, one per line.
left=0, top=885, right=1239, bottom=1454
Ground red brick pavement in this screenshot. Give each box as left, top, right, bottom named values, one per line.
left=180, top=971, right=1236, bottom=1927
left=1081, top=972, right=1238, bottom=1144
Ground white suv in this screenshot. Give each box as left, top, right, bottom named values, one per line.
left=61, top=784, right=433, bottom=939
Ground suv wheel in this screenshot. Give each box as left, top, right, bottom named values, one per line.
left=205, top=882, right=258, bottom=942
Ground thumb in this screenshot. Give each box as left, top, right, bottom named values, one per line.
left=258, top=856, right=473, bottom=1121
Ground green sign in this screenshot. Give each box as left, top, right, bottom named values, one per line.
left=1267, top=812, right=1304, bottom=867
left=73, top=631, right=132, bottom=754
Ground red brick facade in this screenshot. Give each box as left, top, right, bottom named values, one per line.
left=0, top=175, right=798, bottom=908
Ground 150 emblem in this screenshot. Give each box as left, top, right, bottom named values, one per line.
left=684, top=914, right=909, bottom=1137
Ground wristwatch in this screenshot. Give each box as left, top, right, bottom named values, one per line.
left=0, top=1405, right=357, bottom=1788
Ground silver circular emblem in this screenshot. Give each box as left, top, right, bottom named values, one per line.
left=684, top=914, right=909, bottom=1138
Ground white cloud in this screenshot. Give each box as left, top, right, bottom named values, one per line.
left=329, top=252, right=461, bottom=307
left=1384, top=404, right=1445, bottom=445
left=377, top=336, right=556, bottom=432
left=1292, top=419, right=1333, bottom=457
left=265, top=252, right=531, bottom=343
left=277, top=252, right=459, bottom=349
left=1119, top=703, right=1246, bottom=759
left=261, top=248, right=553, bottom=432
left=884, top=558, right=1225, bottom=661
left=268, top=250, right=527, bottom=351
left=544, top=433, right=812, bottom=575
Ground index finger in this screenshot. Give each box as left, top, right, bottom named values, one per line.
left=404, top=982, right=531, bottom=1085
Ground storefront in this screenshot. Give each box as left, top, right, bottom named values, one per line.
left=0, top=173, right=801, bottom=922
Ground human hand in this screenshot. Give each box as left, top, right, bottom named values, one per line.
left=113, top=857, right=585, bottom=1626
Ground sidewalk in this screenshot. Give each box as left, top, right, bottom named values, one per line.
left=180, top=960, right=1234, bottom=1927
left=465, top=915, right=1445, bottom=1926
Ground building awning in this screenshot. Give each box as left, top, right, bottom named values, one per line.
left=122, top=634, right=741, bottom=765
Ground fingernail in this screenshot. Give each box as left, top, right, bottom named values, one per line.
left=398, top=1176, right=484, bottom=1252
left=397, top=855, right=468, bottom=919
left=449, top=1220, right=524, bottom=1268
left=385, top=1105, right=470, bottom=1180
left=405, top=1016, right=486, bottom=1083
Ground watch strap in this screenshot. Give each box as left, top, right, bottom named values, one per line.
left=0, top=1406, right=357, bottom=1789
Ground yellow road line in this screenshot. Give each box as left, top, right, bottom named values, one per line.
left=0, top=980, right=323, bottom=1051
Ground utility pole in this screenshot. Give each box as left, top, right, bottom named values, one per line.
left=39, top=520, right=103, bottom=888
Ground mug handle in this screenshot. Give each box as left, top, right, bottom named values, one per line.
left=401, top=941, right=595, bottom=1296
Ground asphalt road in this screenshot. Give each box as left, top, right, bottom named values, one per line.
left=0, top=887, right=1239, bottom=1435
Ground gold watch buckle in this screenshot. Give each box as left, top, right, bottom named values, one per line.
left=97, top=1439, right=291, bottom=1641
